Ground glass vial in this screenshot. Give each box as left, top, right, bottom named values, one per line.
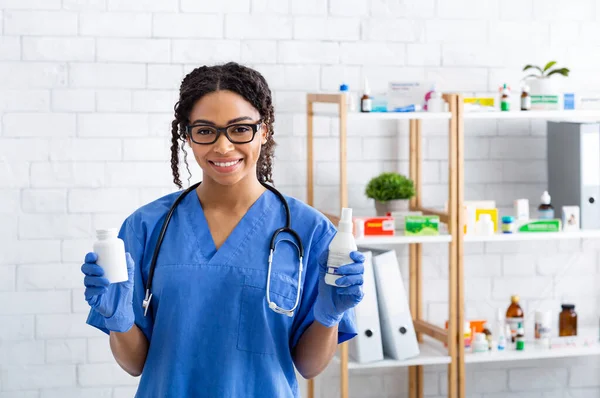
left=521, top=85, right=531, bottom=111
left=559, top=304, right=578, bottom=337
left=506, top=295, right=524, bottom=343
left=360, top=78, right=372, bottom=113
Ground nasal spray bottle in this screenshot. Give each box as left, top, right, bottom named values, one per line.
left=325, top=208, right=357, bottom=287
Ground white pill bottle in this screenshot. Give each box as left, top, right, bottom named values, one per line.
left=93, top=228, right=129, bottom=283
left=325, top=208, right=357, bottom=287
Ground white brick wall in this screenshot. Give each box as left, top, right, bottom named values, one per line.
left=2, top=1, right=600, bottom=397
left=3, top=11, right=78, bottom=36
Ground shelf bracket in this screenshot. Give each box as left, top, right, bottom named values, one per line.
left=413, top=320, right=449, bottom=344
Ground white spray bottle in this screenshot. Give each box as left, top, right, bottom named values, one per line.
left=325, top=208, right=357, bottom=287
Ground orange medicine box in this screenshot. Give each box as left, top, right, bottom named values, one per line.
left=354, top=216, right=395, bottom=237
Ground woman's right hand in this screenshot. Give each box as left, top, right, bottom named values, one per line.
left=81, top=252, right=135, bottom=333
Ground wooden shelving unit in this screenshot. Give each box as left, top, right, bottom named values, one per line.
left=305, top=93, right=462, bottom=398
left=456, top=106, right=600, bottom=398
left=305, top=93, right=600, bottom=398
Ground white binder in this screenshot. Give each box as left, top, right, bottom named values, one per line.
left=371, top=249, right=420, bottom=361
left=348, top=251, right=384, bottom=363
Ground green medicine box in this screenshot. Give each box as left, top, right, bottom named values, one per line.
left=518, top=219, right=561, bottom=233
left=404, top=215, right=440, bottom=236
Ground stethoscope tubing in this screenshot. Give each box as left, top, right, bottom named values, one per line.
left=142, top=181, right=304, bottom=318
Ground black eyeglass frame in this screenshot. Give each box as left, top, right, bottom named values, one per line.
left=185, top=120, right=263, bottom=145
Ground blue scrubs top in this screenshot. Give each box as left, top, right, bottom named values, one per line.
left=86, top=188, right=357, bottom=398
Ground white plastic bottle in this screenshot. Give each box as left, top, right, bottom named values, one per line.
left=427, top=89, right=446, bottom=113
left=472, top=333, right=488, bottom=353
left=496, top=308, right=507, bottom=351
left=325, top=208, right=357, bottom=287
left=475, top=214, right=494, bottom=236
left=339, top=83, right=356, bottom=112
left=93, top=228, right=128, bottom=283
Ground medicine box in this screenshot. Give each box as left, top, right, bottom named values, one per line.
left=562, top=206, right=580, bottom=231
left=389, top=211, right=422, bottom=231
left=518, top=219, right=561, bottom=233
left=355, top=217, right=395, bottom=236
left=531, top=95, right=560, bottom=110
left=388, top=81, right=431, bottom=110
left=404, top=215, right=439, bottom=236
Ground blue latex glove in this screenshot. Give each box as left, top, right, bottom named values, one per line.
left=81, top=252, right=135, bottom=333
left=313, top=250, right=365, bottom=328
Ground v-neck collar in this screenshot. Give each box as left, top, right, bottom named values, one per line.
left=187, top=188, right=275, bottom=266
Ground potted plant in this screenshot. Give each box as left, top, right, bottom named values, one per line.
left=365, top=172, right=415, bottom=216
left=523, top=61, right=570, bottom=99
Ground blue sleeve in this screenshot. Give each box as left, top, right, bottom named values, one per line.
left=86, top=217, right=154, bottom=341
left=290, top=224, right=358, bottom=349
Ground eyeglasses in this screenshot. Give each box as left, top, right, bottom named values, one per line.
left=185, top=120, right=262, bottom=145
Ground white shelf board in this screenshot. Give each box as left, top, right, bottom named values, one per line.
left=356, top=234, right=452, bottom=246
left=464, top=230, right=600, bottom=243
left=335, top=339, right=451, bottom=369
left=465, top=329, right=600, bottom=364
left=313, top=111, right=452, bottom=120
left=464, top=110, right=600, bottom=120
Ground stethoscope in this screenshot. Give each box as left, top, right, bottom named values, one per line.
left=142, top=181, right=304, bottom=318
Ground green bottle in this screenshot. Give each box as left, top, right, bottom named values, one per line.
left=501, top=84, right=510, bottom=112
left=516, top=322, right=525, bottom=351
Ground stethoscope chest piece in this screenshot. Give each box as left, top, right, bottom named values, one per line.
left=142, top=289, right=153, bottom=317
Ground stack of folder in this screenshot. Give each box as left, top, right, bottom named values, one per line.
left=348, top=248, right=420, bottom=363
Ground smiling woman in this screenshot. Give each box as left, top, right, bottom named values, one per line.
left=80, top=62, right=366, bottom=398
left=182, top=91, right=267, bottom=187
left=170, top=63, right=276, bottom=189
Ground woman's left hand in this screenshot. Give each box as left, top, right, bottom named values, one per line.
left=313, top=250, right=365, bottom=328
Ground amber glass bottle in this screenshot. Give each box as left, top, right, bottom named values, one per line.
left=559, top=304, right=577, bottom=336
left=506, top=295, right=524, bottom=343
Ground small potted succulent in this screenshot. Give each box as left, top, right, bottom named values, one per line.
left=365, top=172, right=415, bottom=216
left=523, top=61, right=570, bottom=97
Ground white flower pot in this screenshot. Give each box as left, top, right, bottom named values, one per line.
left=375, top=199, right=410, bottom=216
left=528, top=78, right=560, bottom=96
left=527, top=78, right=562, bottom=110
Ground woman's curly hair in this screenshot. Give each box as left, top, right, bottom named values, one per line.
left=170, top=62, right=276, bottom=189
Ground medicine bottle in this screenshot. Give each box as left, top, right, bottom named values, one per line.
left=535, top=310, right=551, bottom=347
left=515, top=322, right=525, bottom=351
left=360, top=79, right=372, bottom=113
left=559, top=304, right=578, bottom=337
left=521, top=85, right=531, bottom=111
left=326, top=208, right=357, bottom=286
left=506, top=295, right=524, bottom=343
left=538, top=191, right=555, bottom=220
left=475, top=213, right=494, bottom=236
left=501, top=216, right=515, bottom=234
left=472, top=333, right=488, bottom=353
left=500, top=84, right=510, bottom=112
left=93, top=228, right=129, bottom=283
left=339, top=83, right=356, bottom=112
left=482, top=322, right=493, bottom=350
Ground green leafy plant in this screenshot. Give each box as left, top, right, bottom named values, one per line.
left=523, top=61, right=570, bottom=80
left=365, top=172, right=415, bottom=202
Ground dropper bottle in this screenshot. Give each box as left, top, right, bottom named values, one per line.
left=360, top=79, right=372, bottom=113
left=325, top=208, right=358, bottom=287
